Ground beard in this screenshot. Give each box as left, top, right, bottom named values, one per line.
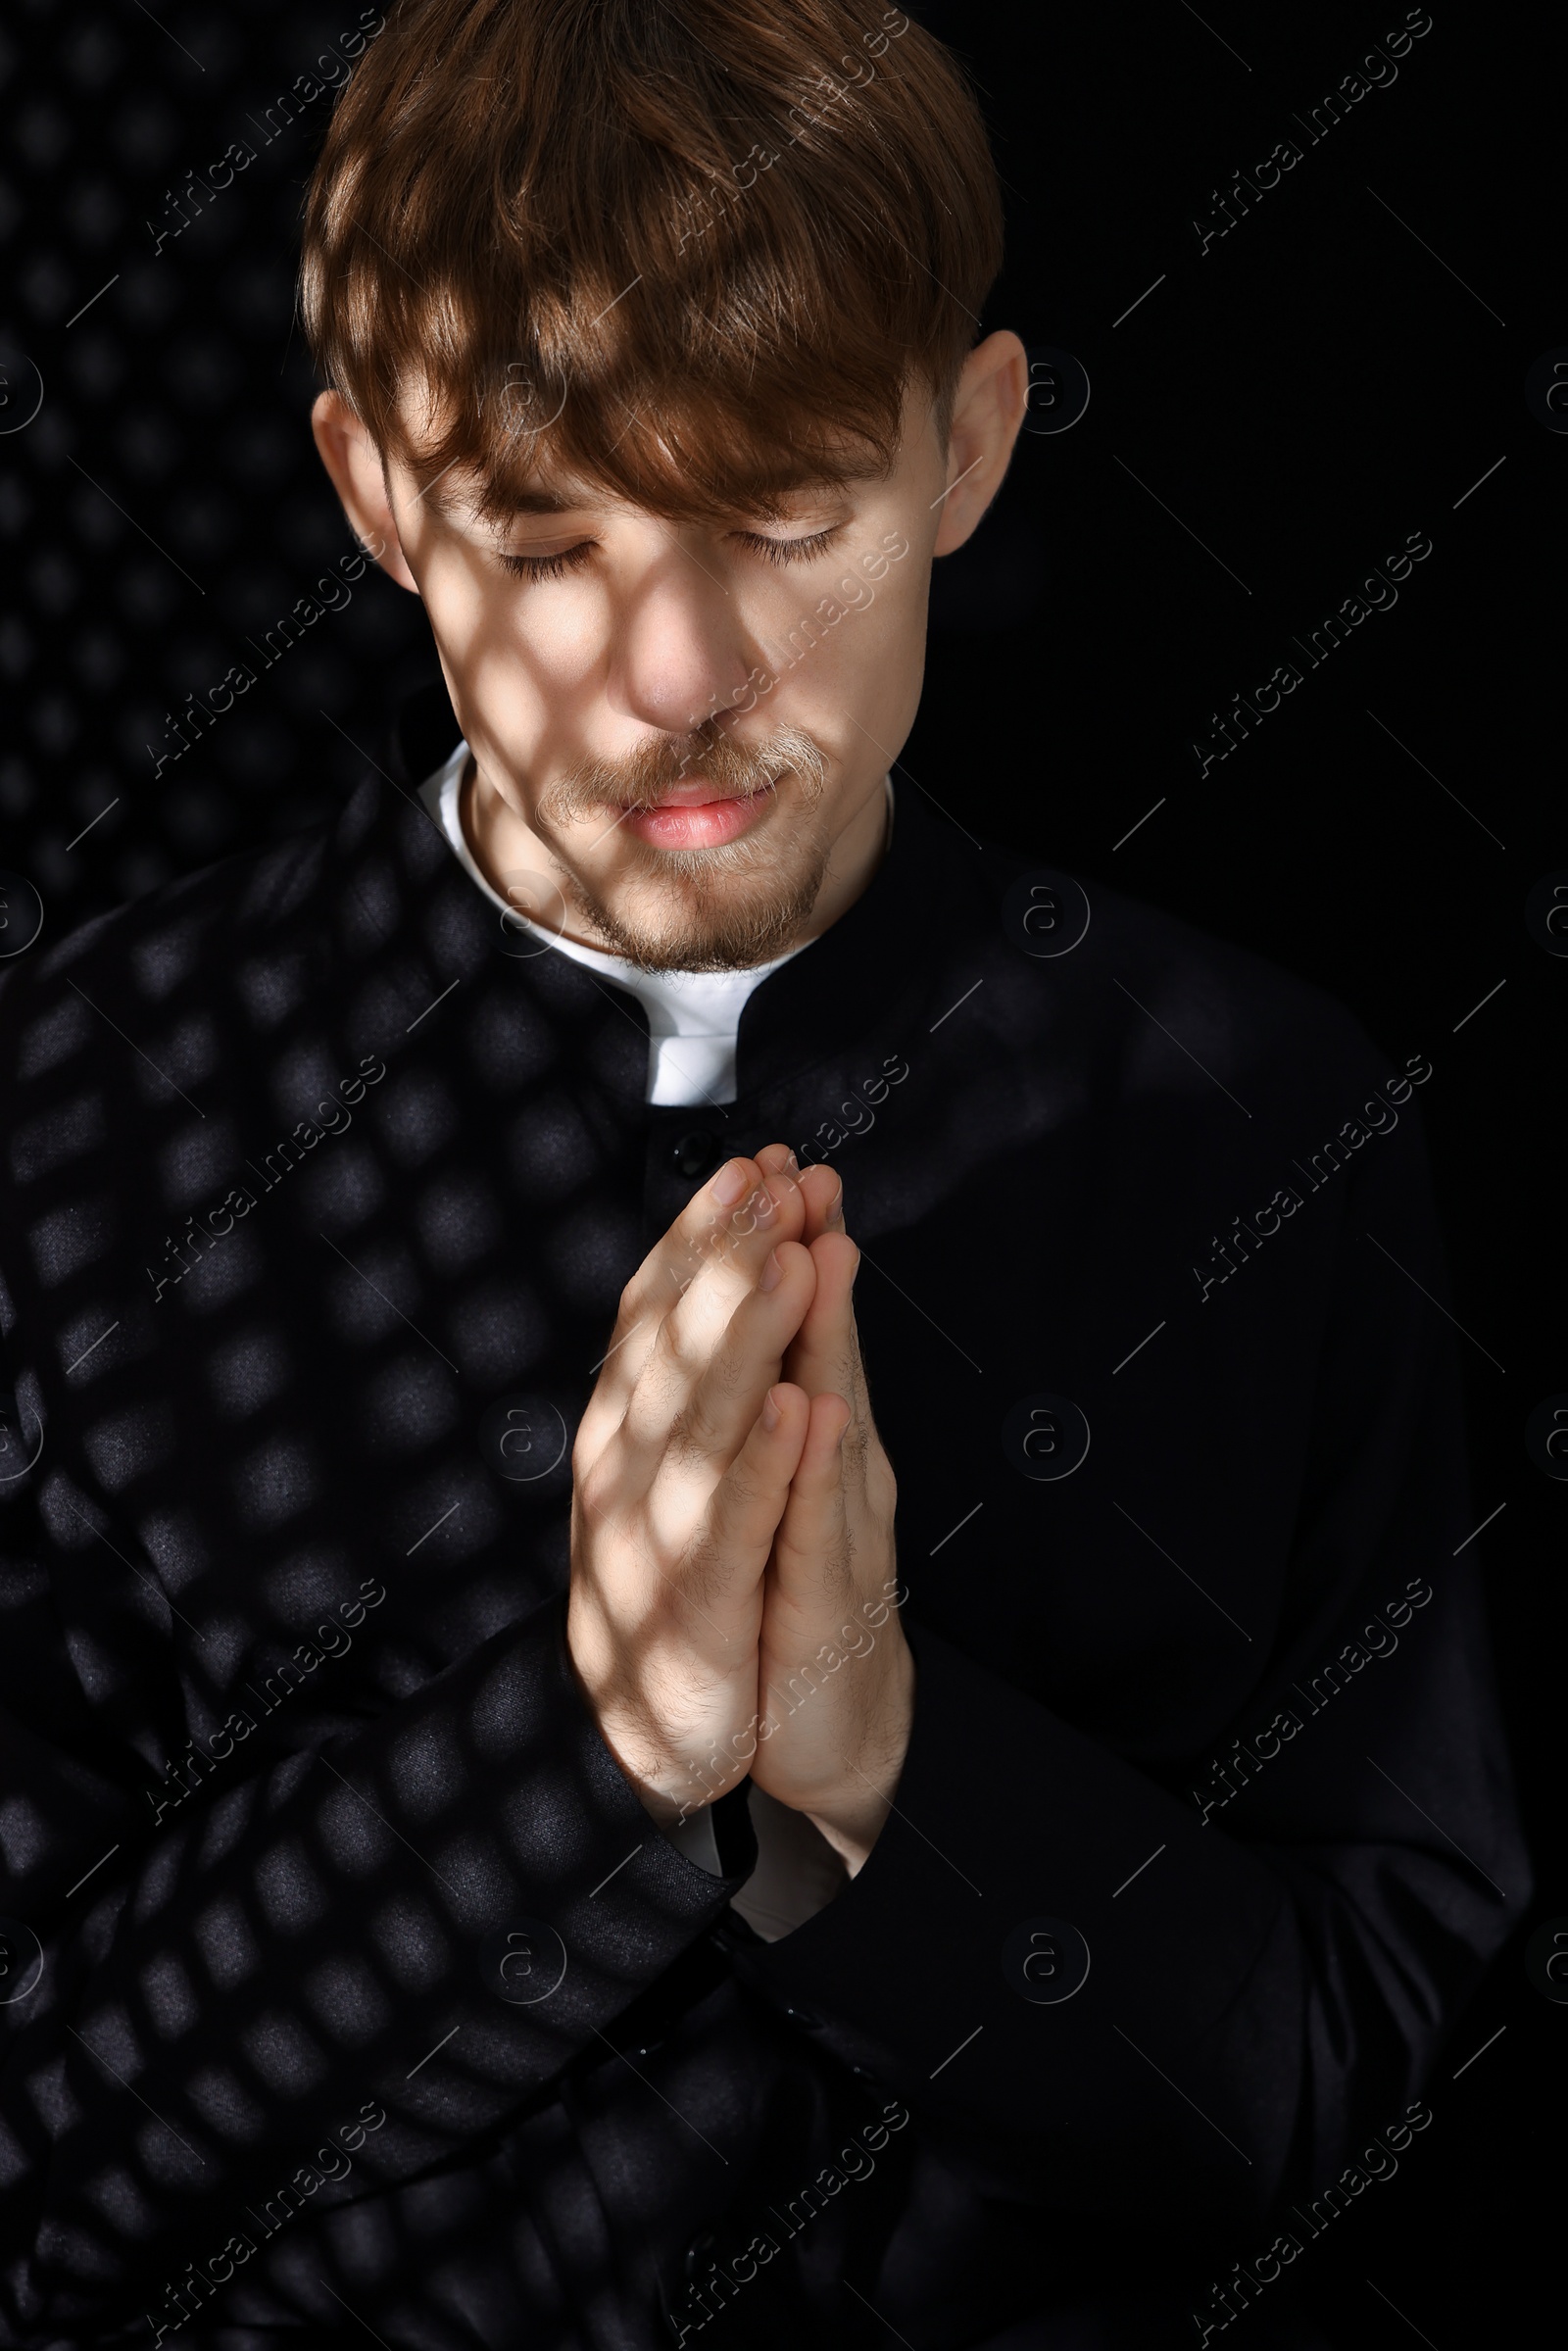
left=528, top=720, right=834, bottom=973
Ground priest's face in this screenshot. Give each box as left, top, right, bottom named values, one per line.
left=311, top=338, right=1027, bottom=971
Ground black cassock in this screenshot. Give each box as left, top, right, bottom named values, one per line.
left=0, top=680, right=1529, bottom=2349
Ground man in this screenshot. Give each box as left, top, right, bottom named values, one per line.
left=0, top=3, right=1529, bottom=2347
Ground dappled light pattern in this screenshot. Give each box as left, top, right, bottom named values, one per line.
left=0, top=683, right=1528, bottom=2345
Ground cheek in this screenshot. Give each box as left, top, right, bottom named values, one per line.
left=847, top=563, right=928, bottom=732
left=777, top=552, right=923, bottom=717
left=436, top=569, right=598, bottom=750
left=459, top=677, right=573, bottom=798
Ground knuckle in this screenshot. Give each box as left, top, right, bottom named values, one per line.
left=660, top=1319, right=710, bottom=1396
left=702, top=1343, right=749, bottom=1405
left=667, top=1397, right=722, bottom=1470
left=668, top=1226, right=705, bottom=1283
left=576, top=1446, right=616, bottom=1513
left=572, top=1415, right=611, bottom=1482
left=674, top=1528, right=727, bottom=1611
left=572, top=1469, right=603, bottom=1534
left=715, top=1454, right=764, bottom=1522
left=818, top=1529, right=856, bottom=1597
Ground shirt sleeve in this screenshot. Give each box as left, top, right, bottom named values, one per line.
left=654, top=1787, right=849, bottom=1946
left=727, top=1082, right=1532, bottom=2228
left=729, top=1787, right=848, bottom=1940
left=660, top=1802, right=724, bottom=1875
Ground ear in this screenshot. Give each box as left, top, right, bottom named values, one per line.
left=931, top=330, right=1030, bottom=560
left=309, top=390, right=420, bottom=594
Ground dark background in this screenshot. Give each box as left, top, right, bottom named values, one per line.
left=0, top=0, right=1559, bottom=2338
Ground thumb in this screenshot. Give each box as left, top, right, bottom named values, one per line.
left=781, top=1231, right=860, bottom=1401
left=770, top=1390, right=854, bottom=1605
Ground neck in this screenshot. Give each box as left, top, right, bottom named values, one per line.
left=459, top=754, right=893, bottom=963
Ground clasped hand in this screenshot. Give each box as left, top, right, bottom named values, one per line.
left=565, top=1145, right=912, bottom=1874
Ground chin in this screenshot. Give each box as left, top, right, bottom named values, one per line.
left=569, top=837, right=830, bottom=972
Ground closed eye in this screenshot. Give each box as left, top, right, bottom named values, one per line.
left=498, top=542, right=596, bottom=582
left=497, top=524, right=844, bottom=580
left=729, top=524, right=844, bottom=567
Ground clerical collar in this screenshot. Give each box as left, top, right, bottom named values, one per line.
left=416, top=741, right=895, bottom=1107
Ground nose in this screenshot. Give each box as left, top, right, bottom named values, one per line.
left=606, top=531, right=756, bottom=739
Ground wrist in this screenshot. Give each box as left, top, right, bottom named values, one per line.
left=805, top=1640, right=915, bottom=1875
left=805, top=1787, right=891, bottom=1877
left=608, top=1739, right=739, bottom=1831
left=564, top=1601, right=755, bottom=1826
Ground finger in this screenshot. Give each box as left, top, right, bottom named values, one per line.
left=794, top=1387, right=856, bottom=1486
left=780, top=1230, right=862, bottom=1408
left=695, top=1380, right=813, bottom=1609
left=781, top=1233, right=886, bottom=1512
left=640, top=1151, right=807, bottom=1360
left=628, top=1239, right=817, bottom=1497
left=769, top=1389, right=855, bottom=1606
left=797, top=1164, right=844, bottom=1242
left=593, top=1153, right=764, bottom=1389
left=754, top=1144, right=844, bottom=1245
left=578, top=1379, right=813, bottom=1680
left=610, top=1160, right=808, bottom=1454
left=576, top=1154, right=802, bottom=1460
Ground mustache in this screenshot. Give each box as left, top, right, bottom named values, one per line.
left=534, top=723, right=828, bottom=829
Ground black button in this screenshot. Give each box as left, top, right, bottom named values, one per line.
left=683, top=2229, right=716, bottom=2280
left=671, top=1128, right=722, bottom=1179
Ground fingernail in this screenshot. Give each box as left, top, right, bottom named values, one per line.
left=761, top=1387, right=781, bottom=1430
left=711, top=1159, right=749, bottom=1206
left=759, top=1249, right=783, bottom=1292
left=826, top=1184, right=845, bottom=1227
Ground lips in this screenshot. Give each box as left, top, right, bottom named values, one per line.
left=620, top=773, right=779, bottom=851
left=644, top=775, right=752, bottom=813
left=635, top=772, right=778, bottom=811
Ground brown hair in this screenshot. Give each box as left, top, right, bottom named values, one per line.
left=298, top=0, right=1004, bottom=528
